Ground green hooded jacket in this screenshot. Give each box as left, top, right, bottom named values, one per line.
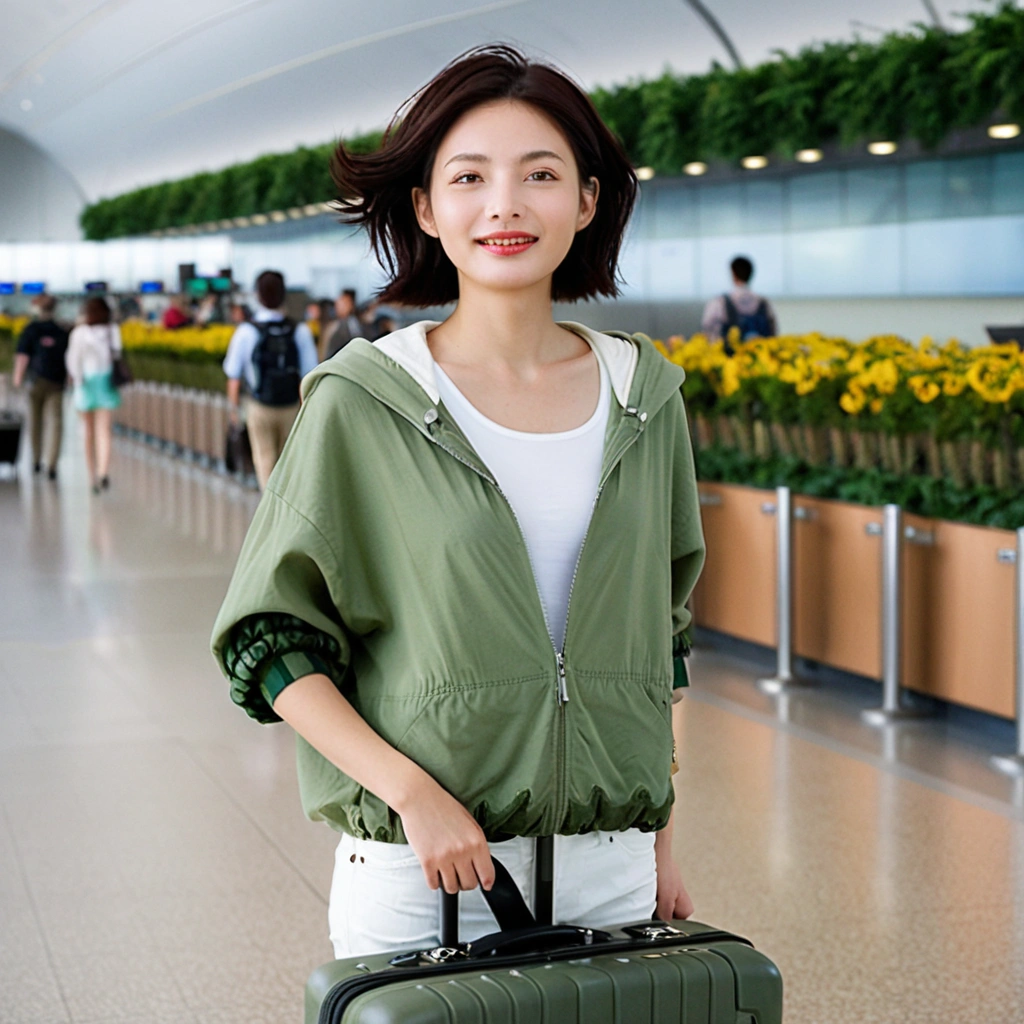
left=211, top=321, right=705, bottom=843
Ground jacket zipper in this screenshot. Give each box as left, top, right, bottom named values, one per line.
left=425, top=406, right=647, bottom=831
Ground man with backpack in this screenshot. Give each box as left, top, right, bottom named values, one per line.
left=222, top=270, right=318, bottom=490
left=701, top=256, right=777, bottom=353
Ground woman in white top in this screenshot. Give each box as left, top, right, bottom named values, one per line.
left=65, top=296, right=122, bottom=493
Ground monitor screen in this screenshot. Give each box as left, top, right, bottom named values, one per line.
left=0, top=282, right=14, bottom=295
left=84, top=281, right=108, bottom=293
left=187, top=277, right=210, bottom=295
left=21, top=282, right=45, bottom=294
left=139, top=281, right=164, bottom=294
left=210, top=276, right=233, bottom=293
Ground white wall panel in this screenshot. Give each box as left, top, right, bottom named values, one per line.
left=785, top=225, right=902, bottom=297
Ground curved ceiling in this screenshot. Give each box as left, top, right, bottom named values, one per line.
left=0, top=0, right=998, bottom=202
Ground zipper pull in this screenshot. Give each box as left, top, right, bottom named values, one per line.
left=556, top=652, right=569, bottom=704
left=624, top=406, right=648, bottom=426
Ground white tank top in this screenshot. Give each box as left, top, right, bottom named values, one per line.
left=434, top=355, right=610, bottom=651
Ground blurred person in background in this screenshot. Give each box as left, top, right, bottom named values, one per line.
left=222, top=270, right=318, bottom=489
left=229, top=302, right=253, bottom=325
left=12, top=294, right=69, bottom=480
left=195, top=294, right=222, bottom=326
left=701, top=255, right=777, bottom=352
left=162, top=294, right=192, bottom=330
left=319, top=288, right=362, bottom=360
left=65, top=296, right=122, bottom=494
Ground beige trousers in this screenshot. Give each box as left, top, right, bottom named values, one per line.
left=245, top=399, right=299, bottom=490
left=29, top=378, right=64, bottom=470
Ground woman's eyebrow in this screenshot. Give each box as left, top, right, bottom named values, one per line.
left=443, top=149, right=566, bottom=167
left=520, top=150, right=565, bottom=164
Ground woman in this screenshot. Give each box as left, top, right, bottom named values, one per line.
left=66, top=296, right=121, bottom=494
left=212, top=44, right=705, bottom=957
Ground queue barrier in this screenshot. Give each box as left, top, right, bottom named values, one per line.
left=113, top=382, right=232, bottom=473
left=991, top=529, right=1024, bottom=776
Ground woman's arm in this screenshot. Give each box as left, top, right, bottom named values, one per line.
left=273, top=673, right=495, bottom=895
left=655, top=701, right=694, bottom=921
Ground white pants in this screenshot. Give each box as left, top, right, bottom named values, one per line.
left=328, top=829, right=657, bottom=959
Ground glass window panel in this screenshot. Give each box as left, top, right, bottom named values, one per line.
left=652, top=184, right=698, bottom=239
left=846, top=167, right=902, bottom=225
left=906, top=161, right=944, bottom=220
left=628, top=188, right=656, bottom=240
left=942, top=155, right=992, bottom=218
left=744, top=180, right=785, bottom=233
left=787, top=171, right=844, bottom=231
left=698, top=183, right=744, bottom=236
left=993, top=151, right=1024, bottom=215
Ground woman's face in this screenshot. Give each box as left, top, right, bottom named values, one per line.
left=413, top=100, right=598, bottom=297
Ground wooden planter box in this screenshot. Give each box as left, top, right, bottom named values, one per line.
left=693, top=483, right=1018, bottom=719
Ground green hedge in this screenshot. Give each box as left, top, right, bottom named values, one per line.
left=81, top=4, right=1024, bottom=240
left=697, top=444, right=1024, bottom=529
left=126, top=354, right=226, bottom=392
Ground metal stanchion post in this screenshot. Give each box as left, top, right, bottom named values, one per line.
left=758, top=486, right=813, bottom=694
left=991, top=528, right=1024, bottom=776
left=862, top=505, right=932, bottom=725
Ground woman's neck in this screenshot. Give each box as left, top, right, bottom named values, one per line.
left=427, top=277, right=585, bottom=374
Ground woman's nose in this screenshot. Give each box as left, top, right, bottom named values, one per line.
left=486, top=179, right=523, bottom=221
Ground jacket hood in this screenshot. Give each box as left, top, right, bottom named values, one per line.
left=301, top=320, right=685, bottom=427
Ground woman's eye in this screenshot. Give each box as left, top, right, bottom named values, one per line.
left=453, top=172, right=480, bottom=184
left=528, top=170, right=556, bottom=181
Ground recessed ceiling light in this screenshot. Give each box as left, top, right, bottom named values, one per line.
left=233, top=216, right=250, bottom=228
left=270, top=211, right=288, bottom=223
left=635, top=166, right=656, bottom=181
left=742, top=155, right=768, bottom=170
left=868, top=141, right=898, bottom=156
left=683, top=162, right=708, bottom=176
left=796, top=149, right=824, bottom=163
left=303, top=204, right=321, bottom=216
left=251, top=214, right=269, bottom=226
left=319, top=201, right=334, bottom=212
left=988, top=123, right=1021, bottom=140
left=287, top=208, right=304, bottom=219
left=218, top=219, right=234, bottom=230
left=19, top=99, right=32, bottom=111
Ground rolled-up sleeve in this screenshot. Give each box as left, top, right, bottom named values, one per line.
left=211, top=488, right=352, bottom=723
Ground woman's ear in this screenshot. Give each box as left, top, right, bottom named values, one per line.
left=412, top=187, right=439, bottom=238
left=577, top=176, right=599, bottom=233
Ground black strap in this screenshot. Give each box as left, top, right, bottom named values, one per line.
left=441, top=855, right=536, bottom=946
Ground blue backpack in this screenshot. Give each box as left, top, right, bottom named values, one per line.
left=723, top=294, right=773, bottom=346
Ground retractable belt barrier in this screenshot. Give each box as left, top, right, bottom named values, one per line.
left=991, top=528, right=1024, bottom=776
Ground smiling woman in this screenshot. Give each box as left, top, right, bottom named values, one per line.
left=329, top=43, right=636, bottom=306
left=212, top=42, right=706, bottom=986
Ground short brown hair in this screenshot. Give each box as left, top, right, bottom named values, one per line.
left=330, top=44, right=637, bottom=307
left=83, top=296, right=111, bottom=325
left=255, top=270, right=286, bottom=309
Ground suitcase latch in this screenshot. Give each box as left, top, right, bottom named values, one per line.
left=389, top=945, right=471, bottom=968
left=624, top=923, right=687, bottom=941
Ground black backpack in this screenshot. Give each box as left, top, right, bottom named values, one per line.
left=251, top=318, right=300, bottom=406
left=723, top=295, right=773, bottom=350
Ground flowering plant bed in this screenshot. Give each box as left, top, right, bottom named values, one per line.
left=659, top=331, right=1024, bottom=498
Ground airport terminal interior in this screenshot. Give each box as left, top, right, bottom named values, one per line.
left=3, top=2, right=1024, bottom=1022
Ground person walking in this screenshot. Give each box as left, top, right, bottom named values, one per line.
left=212, top=45, right=705, bottom=959
left=12, top=294, right=69, bottom=480
left=221, top=270, right=318, bottom=490
left=65, top=296, right=122, bottom=494
left=319, top=289, right=362, bottom=361
left=701, top=255, right=777, bottom=351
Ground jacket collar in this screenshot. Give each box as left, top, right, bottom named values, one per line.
left=301, top=319, right=685, bottom=437
left=371, top=319, right=639, bottom=410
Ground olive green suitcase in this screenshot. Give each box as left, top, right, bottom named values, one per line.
left=305, top=842, right=782, bottom=1023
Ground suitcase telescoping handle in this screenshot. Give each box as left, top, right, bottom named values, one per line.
left=440, top=835, right=556, bottom=947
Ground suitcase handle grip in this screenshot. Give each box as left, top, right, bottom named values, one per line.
left=441, top=854, right=535, bottom=945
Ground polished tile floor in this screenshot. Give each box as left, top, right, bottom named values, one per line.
left=1, top=414, right=1022, bottom=1023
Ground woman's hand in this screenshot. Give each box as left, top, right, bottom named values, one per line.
left=397, top=778, right=496, bottom=895
left=655, top=842, right=694, bottom=921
